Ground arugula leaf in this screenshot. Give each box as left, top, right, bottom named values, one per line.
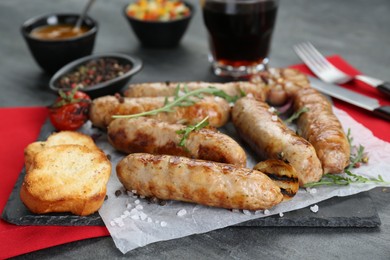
left=176, top=116, right=209, bottom=147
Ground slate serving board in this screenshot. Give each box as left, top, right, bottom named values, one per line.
left=1, top=120, right=381, bottom=227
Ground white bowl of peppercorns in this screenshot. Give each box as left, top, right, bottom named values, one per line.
left=49, top=53, right=143, bottom=98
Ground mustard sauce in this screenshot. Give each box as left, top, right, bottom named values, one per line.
left=30, top=24, right=90, bottom=40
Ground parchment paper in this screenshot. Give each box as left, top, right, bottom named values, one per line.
left=93, top=107, right=390, bottom=254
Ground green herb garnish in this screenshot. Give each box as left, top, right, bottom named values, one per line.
left=304, top=170, right=389, bottom=187
left=112, top=86, right=239, bottom=119
left=284, top=107, right=309, bottom=123
left=176, top=116, right=209, bottom=147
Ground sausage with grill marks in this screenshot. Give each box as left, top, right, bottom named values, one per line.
left=232, top=97, right=323, bottom=186
left=108, top=117, right=247, bottom=167
left=89, top=95, right=231, bottom=129
left=293, top=88, right=350, bottom=174
left=124, top=81, right=267, bottom=101
left=117, top=153, right=283, bottom=210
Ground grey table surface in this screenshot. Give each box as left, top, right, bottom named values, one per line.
left=1, top=0, right=390, bottom=259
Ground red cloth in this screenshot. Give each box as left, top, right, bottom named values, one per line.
left=0, top=57, right=389, bottom=258
left=0, top=107, right=109, bottom=259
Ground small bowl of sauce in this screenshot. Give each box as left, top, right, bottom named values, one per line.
left=21, top=13, right=98, bottom=74
left=30, top=24, right=90, bottom=40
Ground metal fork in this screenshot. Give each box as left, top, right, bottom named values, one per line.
left=293, top=42, right=390, bottom=97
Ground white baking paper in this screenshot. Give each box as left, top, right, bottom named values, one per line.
left=92, top=107, right=390, bottom=254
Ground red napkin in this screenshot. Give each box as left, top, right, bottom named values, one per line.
left=0, top=107, right=109, bottom=259
left=0, top=57, right=389, bottom=259
left=291, top=55, right=390, bottom=142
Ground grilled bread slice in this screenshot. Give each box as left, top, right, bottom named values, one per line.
left=24, top=131, right=98, bottom=171
left=20, top=144, right=111, bottom=216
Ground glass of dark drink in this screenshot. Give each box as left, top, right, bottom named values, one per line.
left=201, top=0, right=279, bottom=78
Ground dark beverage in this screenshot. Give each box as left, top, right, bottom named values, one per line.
left=202, top=0, right=278, bottom=75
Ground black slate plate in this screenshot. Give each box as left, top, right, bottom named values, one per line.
left=1, top=120, right=381, bottom=227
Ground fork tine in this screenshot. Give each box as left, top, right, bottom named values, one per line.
left=293, top=43, right=324, bottom=75
left=302, top=42, right=334, bottom=70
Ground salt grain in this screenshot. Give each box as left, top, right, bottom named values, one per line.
left=160, top=221, right=167, bottom=227
left=232, top=209, right=240, bottom=213
left=177, top=209, right=187, bottom=217
left=126, top=203, right=132, bottom=209
left=271, top=115, right=278, bottom=122
left=135, top=205, right=143, bottom=210
left=279, top=212, right=284, bottom=217
left=268, top=107, right=277, bottom=113
left=147, top=217, right=152, bottom=223
left=131, top=214, right=140, bottom=220
left=131, top=189, right=137, bottom=194
left=140, top=212, right=148, bottom=221
left=254, top=210, right=262, bottom=215
left=264, top=209, right=271, bottom=215
left=134, top=200, right=140, bottom=204
left=310, top=204, right=319, bottom=213
left=124, top=210, right=131, bottom=216
left=110, top=221, right=116, bottom=227
left=243, top=210, right=252, bottom=216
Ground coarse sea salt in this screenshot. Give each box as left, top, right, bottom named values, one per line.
left=279, top=212, right=284, bottom=217
left=271, top=115, right=278, bottom=122
left=264, top=209, right=271, bottom=215
left=310, top=204, right=319, bottom=213
left=177, top=209, right=187, bottom=217
left=242, top=210, right=251, bottom=216
left=135, top=205, right=143, bottom=210
left=160, top=221, right=167, bottom=227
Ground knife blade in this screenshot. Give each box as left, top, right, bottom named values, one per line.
left=308, top=76, right=390, bottom=121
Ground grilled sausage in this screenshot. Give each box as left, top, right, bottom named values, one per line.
left=89, top=95, right=230, bottom=129
left=124, top=81, right=267, bottom=101
left=251, top=68, right=311, bottom=106
left=117, top=153, right=283, bottom=210
left=232, top=97, right=323, bottom=186
left=253, top=159, right=299, bottom=201
left=293, top=88, right=350, bottom=174
left=108, top=117, right=247, bottom=167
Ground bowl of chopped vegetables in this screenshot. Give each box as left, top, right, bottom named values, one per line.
left=49, top=53, right=143, bottom=98
left=124, top=0, right=194, bottom=47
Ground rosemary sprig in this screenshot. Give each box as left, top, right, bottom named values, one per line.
left=111, top=86, right=239, bottom=119
left=284, top=107, right=309, bottom=123
left=304, top=171, right=390, bottom=188
left=176, top=116, right=209, bottom=147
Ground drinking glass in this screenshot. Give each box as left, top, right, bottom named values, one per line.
left=201, top=0, right=279, bottom=78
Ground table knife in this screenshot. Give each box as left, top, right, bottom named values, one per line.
left=308, top=76, right=390, bottom=121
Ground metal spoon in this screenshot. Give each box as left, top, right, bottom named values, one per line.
left=73, top=0, right=96, bottom=31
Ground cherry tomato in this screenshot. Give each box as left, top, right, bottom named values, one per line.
left=48, top=89, right=91, bottom=131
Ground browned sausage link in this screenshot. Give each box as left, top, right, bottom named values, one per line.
left=124, top=81, right=267, bottom=101
left=251, top=68, right=311, bottom=106
left=232, top=97, right=323, bottom=186
left=117, top=153, right=283, bottom=210
left=89, top=95, right=230, bottom=129
left=107, top=117, right=247, bottom=167
left=293, top=88, right=350, bottom=174
left=253, top=159, right=299, bottom=201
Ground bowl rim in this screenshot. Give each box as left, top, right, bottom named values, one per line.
left=123, top=0, right=194, bottom=24
left=49, top=53, right=143, bottom=93
left=21, top=13, right=98, bottom=42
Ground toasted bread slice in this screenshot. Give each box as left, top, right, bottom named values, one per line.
left=24, top=131, right=97, bottom=171
left=20, top=144, right=111, bottom=216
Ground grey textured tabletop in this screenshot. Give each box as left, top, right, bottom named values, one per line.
left=1, top=0, right=390, bottom=259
